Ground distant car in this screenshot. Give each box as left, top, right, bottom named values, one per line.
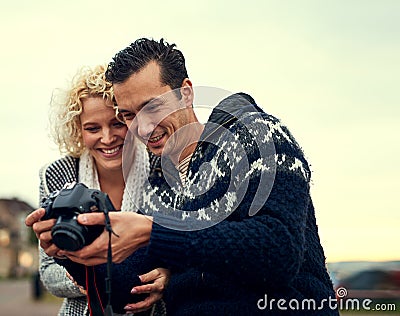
left=335, top=269, right=400, bottom=299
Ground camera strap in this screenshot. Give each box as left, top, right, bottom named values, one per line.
left=104, top=208, right=118, bottom=316
left=92, top=192, right=120, bottom=316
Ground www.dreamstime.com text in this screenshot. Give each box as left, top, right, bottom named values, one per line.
left=257, top=287, right=397, bottom=312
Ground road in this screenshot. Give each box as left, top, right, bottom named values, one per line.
left=0, top=278, right=61, bottom=315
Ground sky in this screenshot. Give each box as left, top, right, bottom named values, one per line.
left=0, top=0, right=399, bottom=263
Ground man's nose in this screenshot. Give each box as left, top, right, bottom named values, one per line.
left=136, top=116, right=155, bottom=139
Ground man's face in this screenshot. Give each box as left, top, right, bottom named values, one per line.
left=113, top=61, right=194, bottom=160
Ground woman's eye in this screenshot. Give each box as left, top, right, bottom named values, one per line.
left=84, top=127, right=99, bottom=132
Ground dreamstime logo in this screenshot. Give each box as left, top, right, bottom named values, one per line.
left=257, top=287, right=397, bottom=312
left=122, top=86, right=277, bottom=231
left=335, top=287, right=348, bottom=298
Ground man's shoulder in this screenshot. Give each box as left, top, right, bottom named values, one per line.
left=208, top=92, right=280, bottom=133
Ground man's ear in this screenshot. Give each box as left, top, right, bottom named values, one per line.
left=180, top=78, right=193, bottom=107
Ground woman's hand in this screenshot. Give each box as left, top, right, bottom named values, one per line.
left=25, top=208, right=61, bottom=257
left=66, top=271, right=87, bottom=295
left=124, top=268, right=170, bottom=314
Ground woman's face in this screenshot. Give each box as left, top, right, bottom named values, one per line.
left=80, top=97, right=127, bottom=172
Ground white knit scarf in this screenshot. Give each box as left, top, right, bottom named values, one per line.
left=78, top=138, right=149, bottom=213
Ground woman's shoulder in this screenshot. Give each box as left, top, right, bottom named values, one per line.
left=40, top=156, right=79, bottom=193
left=41, top=156, right=78, bottom=175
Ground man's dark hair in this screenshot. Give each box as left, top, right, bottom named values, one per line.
left=106, top=38, right=188, bottom=92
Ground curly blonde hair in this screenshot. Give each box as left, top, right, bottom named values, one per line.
left=50, top=64, right=116, bottom=157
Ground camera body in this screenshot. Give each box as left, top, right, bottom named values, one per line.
left=41, top=182, right=114, bottom=251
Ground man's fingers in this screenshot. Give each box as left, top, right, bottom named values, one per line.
left=77, top=212, right=105, bottom=226
left=59, top=253, right=106, bottom=266
left=57, top=231, right=109, bottom=265
left=25, top=208, right=45, bottom=226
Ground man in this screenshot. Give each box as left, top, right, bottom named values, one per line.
left=27, top=38, right=338, bottom=315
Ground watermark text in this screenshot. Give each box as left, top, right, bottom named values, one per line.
left=257, top=287, right=397, bottom=312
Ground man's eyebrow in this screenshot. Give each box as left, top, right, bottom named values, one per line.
left=119, top=97, right=163, bottom=113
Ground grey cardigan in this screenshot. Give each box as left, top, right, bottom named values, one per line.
left=38, top=156, right=88, bottom=315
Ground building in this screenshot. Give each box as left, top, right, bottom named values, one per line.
left=0, top=198, right=36, bottom=278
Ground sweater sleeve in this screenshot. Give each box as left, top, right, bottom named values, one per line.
left=38, top=163, right=85, bottom=299
left=147, top=114, right=311, bottom=289
left=38, top=247, right=85, bottom=298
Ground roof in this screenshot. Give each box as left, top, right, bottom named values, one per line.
left=0, top=198, right=34, bottom=230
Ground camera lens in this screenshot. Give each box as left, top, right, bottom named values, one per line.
left=51, top=216, right=88, bottom=251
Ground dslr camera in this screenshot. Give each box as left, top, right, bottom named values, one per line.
left=41, top=182, right=114, bottom=251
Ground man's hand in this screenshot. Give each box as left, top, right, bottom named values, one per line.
left=25, top=208, right=60, bottom=257
left=125, top=268, right=170, bottom=314
left=58, top=212, right=153, bottom=266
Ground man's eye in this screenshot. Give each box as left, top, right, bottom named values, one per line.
left=113, top=121, right=126, bottom=128
left=117, top=111, right=135, bottom=122
left=145, top=102, right=161, bottom=112
left=122, top=112, right=135, bottom=120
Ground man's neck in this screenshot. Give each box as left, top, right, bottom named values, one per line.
left=171, top=123, right=205, bottom=165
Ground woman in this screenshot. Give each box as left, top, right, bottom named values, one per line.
left=37, top=65, right=168, bottom=315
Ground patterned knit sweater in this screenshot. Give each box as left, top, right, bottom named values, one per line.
left=141, top=93, right=339, bottom=315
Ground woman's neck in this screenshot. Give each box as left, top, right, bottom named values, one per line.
left=96, top=165, right=125, bottom=210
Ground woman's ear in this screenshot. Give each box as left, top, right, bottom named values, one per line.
left=180, top=78, right=194, bottom=107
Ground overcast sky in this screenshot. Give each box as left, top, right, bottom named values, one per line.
left=0, top=0, right=399, bottom=262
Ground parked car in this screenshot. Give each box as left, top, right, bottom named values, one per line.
left=335, top=269, right=400, bottom=299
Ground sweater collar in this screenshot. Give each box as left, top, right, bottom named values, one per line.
left=200, top=92, right=263, bottom=142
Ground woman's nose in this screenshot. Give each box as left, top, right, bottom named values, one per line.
left=100, top=129, right=116, bottom=144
